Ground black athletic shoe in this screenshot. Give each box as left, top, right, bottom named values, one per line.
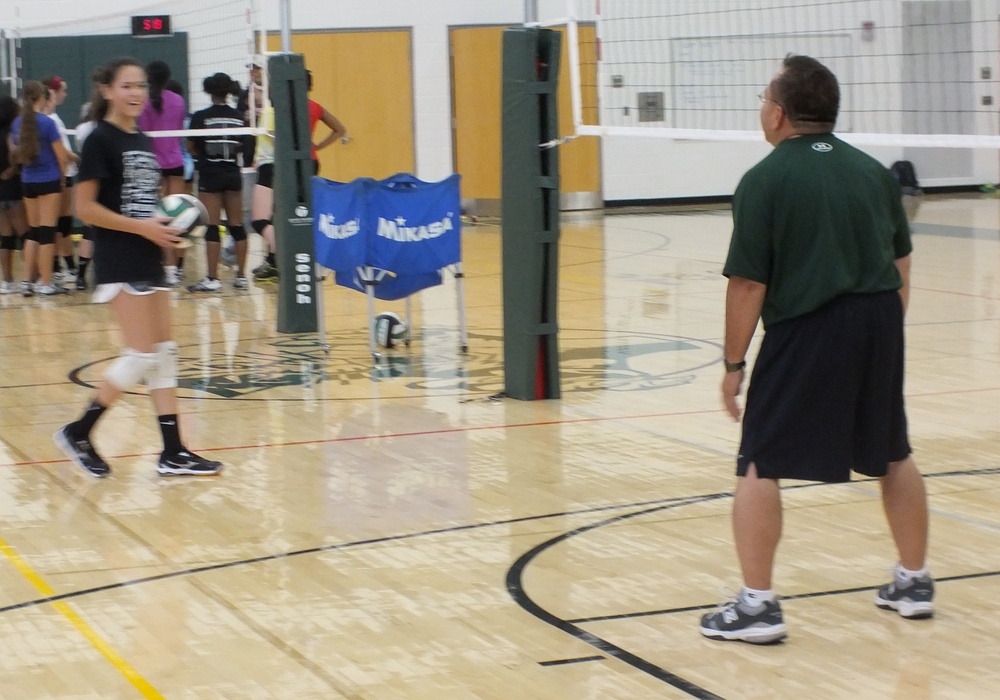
left=876, top=573, right=935, bottom=619
left=253, top=262, right=278, bottom=281
left=700, top=594, right=788, bottom=644
left=157, top=449, right=223, bottom=476
left=53, top=426, right=110, bottom=478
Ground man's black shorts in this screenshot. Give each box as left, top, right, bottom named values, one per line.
left=737, top=290, right=910, bottom=482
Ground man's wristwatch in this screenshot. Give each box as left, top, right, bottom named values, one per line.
left=724, top=359, right=746, bottom=373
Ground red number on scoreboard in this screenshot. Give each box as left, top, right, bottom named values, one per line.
left=133, top=14, right=170, bottom=37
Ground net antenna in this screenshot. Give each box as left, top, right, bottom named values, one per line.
left=566, top=0, right=1000, bottom=149
left=247, top=0, right=271, bottom=136
left=248, top=0, right=289, bottom=124
left=521, top=1, right=585, bottom=150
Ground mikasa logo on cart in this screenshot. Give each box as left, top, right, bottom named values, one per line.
left=317, top=214, right=361, bottom=239
left=812, top=142, right=833, bottom=152
left=377, top=214, right=453, bottom=242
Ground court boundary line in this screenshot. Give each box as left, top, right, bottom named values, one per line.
left=505, top=467, right=1000, bottom=699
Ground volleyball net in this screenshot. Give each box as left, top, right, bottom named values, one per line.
left=561, top=0, right=1000, bottom=149
left=2, top=0, right=264, bottom=134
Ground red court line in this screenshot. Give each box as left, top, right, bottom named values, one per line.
left=8, top=407, right=721, bottom=468
left=910, top=285, right=1000, bottom=301
left=8, top=385, right=1000, bottom=469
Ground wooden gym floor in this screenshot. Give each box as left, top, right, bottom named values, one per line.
left=1, top=195, right=998, bottom=698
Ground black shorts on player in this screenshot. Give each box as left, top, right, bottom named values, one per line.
left=197, top=168, right=242, bottom=194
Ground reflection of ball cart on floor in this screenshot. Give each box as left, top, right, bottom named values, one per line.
left=312, top=173, right=467, bottom=360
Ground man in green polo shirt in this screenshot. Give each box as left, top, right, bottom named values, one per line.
left=700, top=55, right=933, bottom=645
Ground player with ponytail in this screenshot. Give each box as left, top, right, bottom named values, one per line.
left=54, top=57, right=222, bottom=478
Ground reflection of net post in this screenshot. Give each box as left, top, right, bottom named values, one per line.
left=500, top=28, right=562, bottom=400
left=270, top=53, right=318, bottom=334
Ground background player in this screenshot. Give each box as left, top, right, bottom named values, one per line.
left=187, top=72, right=253, bottom=292
left=139, top=61, right=189, bottom=286
left=10, top=80, right=69, bottom=296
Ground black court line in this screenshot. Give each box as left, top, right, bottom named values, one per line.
left=0, top=492, right=707, bottom=616
left=0, top=381, right=76, bottom=391
left=538, top=655, right=605, bottom=667
left=505, top=466, right=1000, bottom=700
left=506, top=496, right=728, bottom=700
left=567, top=570, right=1000, bottom=624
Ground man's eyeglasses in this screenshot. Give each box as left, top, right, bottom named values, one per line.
left=758, top=90, right=784, bottom=110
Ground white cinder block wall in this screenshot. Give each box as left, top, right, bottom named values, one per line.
left=4, top=0, right=997, bottom=200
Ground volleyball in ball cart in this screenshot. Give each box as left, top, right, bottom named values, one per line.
left=157, top=194, right=209, bottom=247
left=374, top=312, right=408, bottom=348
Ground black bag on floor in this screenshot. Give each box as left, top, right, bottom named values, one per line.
left=890, top=160, right=922, bottom=196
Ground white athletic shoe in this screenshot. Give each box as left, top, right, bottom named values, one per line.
left=0, top=281, right=14, bottom=294
left=232, top=276, right=249, bottom=290
left=188, top=277, right=222, bottom=293
left=35, top=284, right=64, bottom=296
